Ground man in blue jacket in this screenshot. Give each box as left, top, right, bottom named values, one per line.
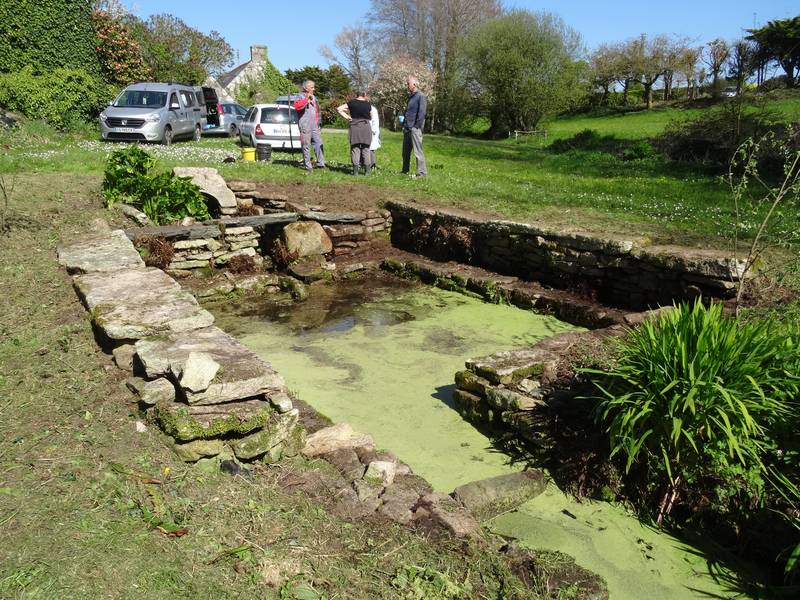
left=401, top=76, right=427, bottom=178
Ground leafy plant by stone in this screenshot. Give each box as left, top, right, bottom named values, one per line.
left=102, top=146, right=210, bottom=225
left=588, top=299, right=800, bottom=535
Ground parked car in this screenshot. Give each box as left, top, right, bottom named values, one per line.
left=239, top=104, right=301, bottom=150
left=202, top=101, right=248, bottom=137
left=723, top=86, right=738, bottom=98
left=99, top=82, right=204, bottom=144
left=274, top=94, right=303, bottom=106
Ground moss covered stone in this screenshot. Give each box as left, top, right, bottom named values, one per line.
left=155, top=398, right=273, bottom=442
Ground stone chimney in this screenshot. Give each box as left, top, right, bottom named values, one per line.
left=250, top=45, right=268, bottom=64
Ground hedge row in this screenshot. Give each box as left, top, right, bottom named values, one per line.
left=0, top=67, right=117, bottom=130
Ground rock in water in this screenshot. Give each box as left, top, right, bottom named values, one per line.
left=452, top=470, right=547, bottom=521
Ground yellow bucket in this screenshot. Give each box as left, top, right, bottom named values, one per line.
left=241, top=147, right=256, bottom=161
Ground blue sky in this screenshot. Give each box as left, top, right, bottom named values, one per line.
left=124, top=1, right=798, bottom=73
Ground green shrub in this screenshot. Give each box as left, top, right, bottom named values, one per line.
left=0, top=0, right=101, bottom=75
left=656, top=100, right=794, bottom=168
left=102, top=146, right=210, bottom=225
left=0, top=66, right=116, bottom=129
left=549, top=129, right=659, bottom=161
left=102, top=145, right=155, bottom=202
left=588, top=300, right=799, bottom=524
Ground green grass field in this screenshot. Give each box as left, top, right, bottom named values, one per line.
left=2, top=93, right=799, bottom=249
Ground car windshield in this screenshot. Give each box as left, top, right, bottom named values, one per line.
left=260, top=107, right=298, bottom=124
left=114, top=90, right=168, bottom=108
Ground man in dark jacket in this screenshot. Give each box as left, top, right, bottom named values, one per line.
left=401, top=76, right=427, bottom=178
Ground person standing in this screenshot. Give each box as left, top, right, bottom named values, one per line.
left=401, top=75, right=427, bottom=178
left=293, top=80, right=325, bottom=171
left=337, top=90, right=372, bottom=176
left=367, top=94, right=381, bottom=173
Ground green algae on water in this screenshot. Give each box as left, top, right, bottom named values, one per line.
left=208, top=276, right=742, bottom=600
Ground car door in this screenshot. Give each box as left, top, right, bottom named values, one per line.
left=167, top=91, right=182, bottom=134
left=240, top=107, right=257, bottom=143
left=179, top=89, right=198, bottom=134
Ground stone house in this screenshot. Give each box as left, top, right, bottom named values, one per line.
left=203, top=44, right=270, bottom=102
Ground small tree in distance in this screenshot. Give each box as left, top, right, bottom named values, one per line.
left=460, top=10, right=584, bottom=137
left=369, top=55, right=436, bottom=129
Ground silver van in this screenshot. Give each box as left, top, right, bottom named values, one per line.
left=99, top=82, right=205, bottom=145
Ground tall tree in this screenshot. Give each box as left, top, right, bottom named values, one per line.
left=461, top=11, right=584, bottom=137
left=627, top=34, right=669, bottom=109
left=704, top=38, right=730, bottom=98
left=285, top=65, right=351, bottom=98
left=320, top=24, right=374, bottom=90
left=747, top=16, right=800, bottom=88
left=727, top=39, right=756, bottom=94
left=588, top=44, right=621, bottom=105
left=126, top=14, right=233, bottom=85
left=678, top=45, right=702, bottom=99
left=368, top=0, right=501, bottom=131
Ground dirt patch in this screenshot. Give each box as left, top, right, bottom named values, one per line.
left=253, top=180, right=412, bottom=214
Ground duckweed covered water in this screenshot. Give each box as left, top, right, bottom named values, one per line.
left=210, top=275, right=742, bottom=599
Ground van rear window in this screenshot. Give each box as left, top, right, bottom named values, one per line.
left=259, top=107, right=298, bottom=124
left=115, top=91, right=167, bottom=108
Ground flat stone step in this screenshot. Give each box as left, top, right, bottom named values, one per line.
left=301, top=211, right=366, bottom=224
left=135, top=325, right=287, bottom=405
left=73, top=267, right=214, bottom=341
left=125, top=213, right=300, bottom=242
left=465, top=348, right=558, bottom=385
left=57, top=229, right=144, bottom=274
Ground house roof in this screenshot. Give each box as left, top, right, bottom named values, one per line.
left=218, top=60, right=251, bottom=88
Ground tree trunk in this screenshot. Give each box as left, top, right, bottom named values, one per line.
left=644, top=83, right=653, bottom=109
left=622, top=79, right=630, bottom=104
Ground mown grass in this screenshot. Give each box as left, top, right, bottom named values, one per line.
left=1, top=92, right=798, bottom=248
left=0, top=173, right=534, bottom=599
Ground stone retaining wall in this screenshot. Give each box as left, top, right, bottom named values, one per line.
left=452, top=329, right=621, bottom=437
left=387, top=201, right=745, bottom=310
left=56, top=228, right=304, bottom=464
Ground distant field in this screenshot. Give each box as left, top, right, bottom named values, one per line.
left=1, top=93, right=798, bottom=248
left=546, top=95, right=800, bottom=140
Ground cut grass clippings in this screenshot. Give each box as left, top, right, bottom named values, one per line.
left=0, top=173, right=537, bottom=599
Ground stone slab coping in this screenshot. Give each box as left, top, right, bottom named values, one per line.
left=301, top=211, right=367, bottom=224
left=386, top=201, right=745, bottom=275
left=125, top=213, right=300, bottom=242
left=57, top=229, right=145, bottom=274
left=73, top=267, right=214, bottom=341
left=466, top=348, right=558, bottom=385
left=135, top=325, right=287, bottom=406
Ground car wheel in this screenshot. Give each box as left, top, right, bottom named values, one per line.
left=193, top=125, right=201, bottom=142
left=229, top=124, right=238, bottom=138
left=162, top=126, right=173, bottom=146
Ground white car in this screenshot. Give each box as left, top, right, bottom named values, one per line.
left=239, top=104, right=302, bottom=150
left=722, top=87, right=738, bottom=98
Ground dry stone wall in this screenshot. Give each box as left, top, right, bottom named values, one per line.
left=57, top=229, right=304, bottom=464
left=387, top=201, right=745, bottom=310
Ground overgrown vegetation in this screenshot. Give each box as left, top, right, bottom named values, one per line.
left=0, top=67, right=116, bottom=130
left=587, top=300, right=800, bottom=583
left=102, top=146, right=210, bottom=225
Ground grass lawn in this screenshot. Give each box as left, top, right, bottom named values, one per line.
left=0, top=173, right=534, bottom=599
left=1, top=96, right=797, bottom=598
left=5, top=100, right=797, bottom=250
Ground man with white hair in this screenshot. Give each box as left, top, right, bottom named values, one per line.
left=293, top=80, right=325, bottom=170
left=401, top=75, right=427, bottom=178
